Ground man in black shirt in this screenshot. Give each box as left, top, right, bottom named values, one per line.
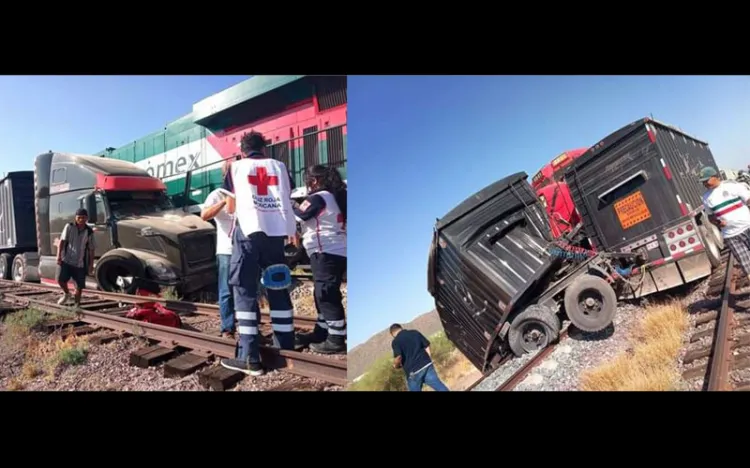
left=390, top=324, right=449, bottom=392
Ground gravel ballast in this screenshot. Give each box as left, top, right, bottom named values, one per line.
left=0, top=280, right=346, bottom=391
left=472, top=279, right=710, bottom=392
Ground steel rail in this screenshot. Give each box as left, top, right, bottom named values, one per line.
left=7, top=295, right=347, bottom=386
left=0, top=279, right=316, bottom=329
left=707, top=254, right=735, bottom=391
left=465, top=330, right=567, bottom=391
left=495, top=329, right=568, bottom=391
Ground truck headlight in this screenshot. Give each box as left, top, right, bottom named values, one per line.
left=145, top=260, right=178, bottom=281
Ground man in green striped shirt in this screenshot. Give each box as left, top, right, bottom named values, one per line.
left=701, top=166, right=750, bottom=279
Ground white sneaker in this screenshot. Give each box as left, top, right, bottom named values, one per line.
left=57, top=293, right=71, bottom=305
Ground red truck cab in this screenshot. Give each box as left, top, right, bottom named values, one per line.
left=531, top=148, right=587, bottom=238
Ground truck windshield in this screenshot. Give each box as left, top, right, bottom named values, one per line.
left=107, top=191, right=175, bottom=218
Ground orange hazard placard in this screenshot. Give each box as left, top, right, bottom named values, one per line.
left=614, top=190, right=651, bottom=229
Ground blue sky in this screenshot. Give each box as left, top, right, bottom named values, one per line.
left=347, top=75, right=750, bottom=348
left=0, top=75, right=250, bottom=173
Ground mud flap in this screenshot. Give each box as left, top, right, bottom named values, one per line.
left=650, top=263, right=684, bottom=291
left=676, top=252, right=712, bottom=284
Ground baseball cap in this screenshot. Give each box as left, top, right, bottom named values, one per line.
left=75, top=208, right=88, bottom=217
left=699, top=166, right=718, bottom=182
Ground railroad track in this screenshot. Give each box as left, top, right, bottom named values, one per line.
left=0, top=279, right=347, bottom=389
left=682, top=250, right=750, bottom=391
left=466, top=329, right=567, bottom=391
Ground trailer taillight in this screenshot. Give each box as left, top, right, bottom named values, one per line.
left=646, top=123, right=657, bottom=143
left=663, top=220, right=702, bottom=255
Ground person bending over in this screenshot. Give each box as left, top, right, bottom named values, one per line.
left=391, top=324, right=449, bottom=392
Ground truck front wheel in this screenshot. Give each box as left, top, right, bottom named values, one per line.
left=508, top=304, right=561, bottom=357
left=95, top=254, right=144, bottom=295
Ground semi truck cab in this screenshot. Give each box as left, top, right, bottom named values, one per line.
left=33, top=151, right=218, bottom=295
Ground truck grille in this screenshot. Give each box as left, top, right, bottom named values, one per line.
left=181, top=233, right=216, bottom=268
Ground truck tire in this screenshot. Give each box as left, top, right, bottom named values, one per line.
left=508, top=304, right=561, bottom=357
left=0, top=253, right=11, bottom=280
left=563, top=274, right=617, bottom=333
left=708, top=223, right=725, bottom=251
left=95, top=253, right=144, bottom=295
left=11, top=254, right=38, bottom=283
left=699, top=224, right=722, bottom=268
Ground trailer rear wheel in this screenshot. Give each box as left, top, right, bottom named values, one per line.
left=563, top=274, right=617, bottom=333
left=700, top=224, right=722, bottom=268
left=508, top=304, right=561, bottom=357
left=708, top=223, right=724, bottom=251
left=0, top=254, right=12, bottom=280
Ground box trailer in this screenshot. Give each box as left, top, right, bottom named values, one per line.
left=0, top=171, right=39, bottom=281
left=563, top=117, right=725, bottom=299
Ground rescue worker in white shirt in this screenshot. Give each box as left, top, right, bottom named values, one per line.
left=292, top=165, right=347, bottom=354
left=200, top=161, right=237, bottom=339
left=219, top=131, right=298, bottom=376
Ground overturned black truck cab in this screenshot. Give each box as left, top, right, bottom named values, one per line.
left=428, top=173, right=562, bottom=371
left=427, top=172, right=641, bottom=373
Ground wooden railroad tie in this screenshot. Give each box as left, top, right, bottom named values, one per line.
left=164, top=352, right=211, bottom=378
left=129, top=345, right=178, bottom=368
left=198, top=366, right=245, bottom=391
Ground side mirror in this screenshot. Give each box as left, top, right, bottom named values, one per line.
left=86, top=193, right=97, bottom=220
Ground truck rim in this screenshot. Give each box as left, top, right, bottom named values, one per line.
left=12, top=259, right=23, bottom=282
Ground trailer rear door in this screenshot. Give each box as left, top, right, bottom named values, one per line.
left=566, top=123, right=683, bottom=253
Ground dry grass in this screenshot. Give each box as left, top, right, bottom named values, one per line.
left=439, top=351, right=481, bottom=390
left=2, top=308, right=89, bottom=390
left=1, top=308, right=46, bottom=347
left=348, top=331, right=462, bottom=391
left=579, top=300, right=689, bottom=391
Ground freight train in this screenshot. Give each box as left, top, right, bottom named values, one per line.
left=93, top=75, right=347, bottom=268
left=429, top=117, right=727, bottom=372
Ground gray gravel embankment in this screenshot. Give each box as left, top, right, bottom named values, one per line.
left=473, top=280, right=710, bottom=392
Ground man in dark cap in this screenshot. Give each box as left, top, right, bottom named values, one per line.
left=701, top=166, right=750, bottom=280
left=56, top=208, right=96, bottom=307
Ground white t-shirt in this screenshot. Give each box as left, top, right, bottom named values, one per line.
left=298, top=190, right=346, bottom=257
left=225, top=157, right=296, bottom=238
left=702, top=180, right=750, bottom=238
left=203, top=188, right=234, bottom=255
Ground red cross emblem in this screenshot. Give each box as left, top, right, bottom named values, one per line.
left=247, top=167, right=279, bottom=196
